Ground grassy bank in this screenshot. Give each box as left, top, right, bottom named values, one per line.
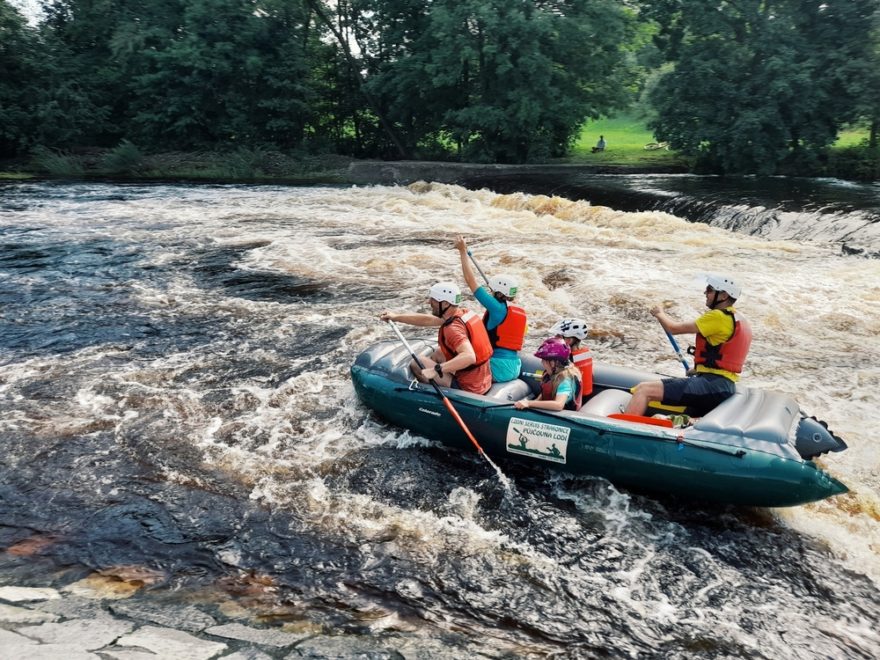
left=568, top=115, right=687, bottom=168
left=568, top=114, right=878, bottom=180
left=1, top=115, right=875, bottom=181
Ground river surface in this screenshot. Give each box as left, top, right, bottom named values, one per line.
left=1, top=180, right=878, bottom=658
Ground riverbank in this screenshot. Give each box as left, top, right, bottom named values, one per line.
left=0, top=149, right=690, bottom=187
left=2, top=145, right=877, bottom=185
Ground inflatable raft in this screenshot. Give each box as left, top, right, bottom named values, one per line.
left=351, top=339, right=849, bottom=507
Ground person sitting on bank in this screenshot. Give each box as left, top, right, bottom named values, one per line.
left=514, top=337, right=582, bottom=412
left=454, top=236, right=527, bottom=383
left=379, top=281, right=493, bottom=395
left=591, top=135, right=606, bottom=153
left=625, top=275, right=752, bottom=418
left=550, top=317, right=593, bottom=406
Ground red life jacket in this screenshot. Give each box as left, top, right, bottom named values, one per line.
left=571, top=347, right=593, bottom=403
left=694, top=310, right=752, bottom=375
left=483, top=304, right=527, bottom=351
left=438, top=309, right=493, bottom=372
left=540, top=372, right=582, bottom=411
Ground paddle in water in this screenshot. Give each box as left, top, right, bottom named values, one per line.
left=385, top=319, right=513, bottom=491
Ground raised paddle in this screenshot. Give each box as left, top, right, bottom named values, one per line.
left=466, top=249, right=491, bottom=287
left=385, top=319, right=511, bottom=486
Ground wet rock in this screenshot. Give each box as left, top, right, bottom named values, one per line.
left=287, top=634, right=468, bottom=660
left=109, top=600, right=216, bottom=632
left=113, top=625, right=228, bottom=659
left=0, top=585, right=62, bottom=602
left=0, top=628, right=98, bottom=660
left=0, top=602, right=60, bottom=624
left=16, top=615, right=135, bottom=650
left=220, top=648, right=274, bottom=660
left=62, top=572, right=145, bottom=599
left=205, top=622, right=309, bottom=648
left=31, top=595, right=107, bottom=620
left=287, top=635, right=406, bottom=659
left=100, top=651, right=158, bottom=660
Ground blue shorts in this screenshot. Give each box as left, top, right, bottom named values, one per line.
left=661, top=374, right=736, bottom=416
left=490, top=356, right=522, bottom=383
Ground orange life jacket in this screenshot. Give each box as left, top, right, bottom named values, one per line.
left=483, top=304, right=527, bottom=351
left=694, top=310, right=752, bottom=375
left=438, top=309, right=493, bottom=372
left=540, top=372, right=582, bottom=411
left=571, top=347, right=593, bottom=402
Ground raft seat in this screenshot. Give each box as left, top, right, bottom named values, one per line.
left=576, top=388, right=632, bottom=417
left=485, top=378, right=533, bottom=402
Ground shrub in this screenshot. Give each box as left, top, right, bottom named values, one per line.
left=30, top=146, right=85, bottom=176
left=101, top=140, right=145, bottom=174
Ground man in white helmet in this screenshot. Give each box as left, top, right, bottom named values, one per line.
left=380, top=281, right=493, bottom=395
left=454, top=236, right=528, bottom=383
left=625, top=274, right=753, bottom=418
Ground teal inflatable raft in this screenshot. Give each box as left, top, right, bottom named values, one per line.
left=351, top=340, right=848, bottom=507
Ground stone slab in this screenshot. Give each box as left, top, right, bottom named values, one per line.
left=0, top=628, right=98, bottom=660
left=0, top=602, right=60, bottom=624
left=206, top=622, right=307, bottom=648
left=20, top=615, right=135, bottom=650
left=220, top=649, right=274, bottom=660
left=0, top=586, right=62, bottom=602
left=110, top=600, right=217, bottom=632
left=113, top=625, right=228, bottom=660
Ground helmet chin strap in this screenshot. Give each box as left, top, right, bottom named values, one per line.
left=432, top=301, right=449, bottom=318
left=708, top=291, right=722, bottom=309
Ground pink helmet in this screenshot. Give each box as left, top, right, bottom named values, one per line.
left=534, top=337, right=571, bottom=361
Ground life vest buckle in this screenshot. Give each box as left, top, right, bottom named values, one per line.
left=408, top=379, right=420, bottom=391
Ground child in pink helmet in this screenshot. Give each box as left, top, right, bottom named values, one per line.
left=514, top=338, right=582, bottom=412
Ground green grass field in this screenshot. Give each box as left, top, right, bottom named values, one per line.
left=568, top=114, right=871, bottom=167
left=568, top=114, right=685, bottom=167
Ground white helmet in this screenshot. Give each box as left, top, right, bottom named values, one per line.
left=488, top=274, right=518, bottom=299
left=429, top=281, right=462, bottom=305
left=705, top=274, right=741, bottom=299
left=550, top=318, right=588, bottom=340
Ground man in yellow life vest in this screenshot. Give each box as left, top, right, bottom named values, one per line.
left=626, top=275, right=752, bottom=418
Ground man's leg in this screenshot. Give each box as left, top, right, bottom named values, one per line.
left=625, top=380, right=664, bottom=416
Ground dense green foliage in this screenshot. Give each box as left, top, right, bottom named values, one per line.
left=643, top=0, right=879, bottom=174
left=2, top=0, right=879, bottom=174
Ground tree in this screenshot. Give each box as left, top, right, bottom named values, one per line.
left=0, top=1, right=43, bottom=156
left=320, top=0, right=639, bottom=162
left=644, top=0, right=878, bottom=174
left=123, top=0, right=319, bottom=149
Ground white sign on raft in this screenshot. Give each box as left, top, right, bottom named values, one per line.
left=506, top=417, right=571, bottom=464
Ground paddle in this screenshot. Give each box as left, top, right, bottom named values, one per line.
left=385, top=319, right=510, bottom=485
left=661, top=324, right=690, bottom=374
left=466, top=249, right=491, bottom=287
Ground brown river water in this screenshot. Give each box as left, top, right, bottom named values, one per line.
left=0, top=180, right=878, bottom=658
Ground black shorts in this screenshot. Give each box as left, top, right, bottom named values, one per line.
left=661, top=373, right=736, bottom=416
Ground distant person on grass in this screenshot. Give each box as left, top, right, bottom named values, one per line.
left=591, top=135, right=606, bottom=153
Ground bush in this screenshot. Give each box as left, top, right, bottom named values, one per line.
left=226, top=147, right=272, bottom=178
left=30, top=146, right=85, bottom=176
left=827, top=144, right=880, bottom=181
left=101, top=140, right=145, bottom=174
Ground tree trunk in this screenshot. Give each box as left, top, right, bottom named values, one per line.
left=304, top=0, right=411, bottom=159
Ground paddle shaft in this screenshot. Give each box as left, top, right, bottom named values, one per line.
left=466, top=250, right=490, bottom=287
left=663, top=327, right=690, bottom=373
left=386, top=320, right=487, bottom=456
